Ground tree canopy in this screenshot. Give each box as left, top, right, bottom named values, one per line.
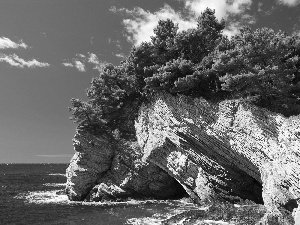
left=69, top=8, right=300, bottom=137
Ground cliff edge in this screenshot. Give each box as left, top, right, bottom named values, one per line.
left=66, top=92, right=300, bottom=224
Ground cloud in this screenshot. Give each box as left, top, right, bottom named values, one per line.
left=74, top=60, right=86, bottom=72
left=277, top=0, right=300, bottom=6
left=115, top=53, right=126, bottom=59
left=223, top=22, right=241, bottom=37
left=62, top=52, right=106, bottom=72
left=183, top=0, right=252, bottom=20
left=113, top=0, right=254, bottom=44
left=87, top=52, right=106, bottom=71
left=87, top=53, right=99, bottom=64
left=62, top=62, right=74, bottom=67
left=0, top=37, right=28, bottom=49
left=118, top=5, right=197, bottom=45
left=0, top=53, right=50, bottom=68
left=36, top=154, right=72, bottom=158
left=76, top=53, right=86, bottom=58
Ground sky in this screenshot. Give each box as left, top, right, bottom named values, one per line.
left=0, top=0, right=299, bottom=163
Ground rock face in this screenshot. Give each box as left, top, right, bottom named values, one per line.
left=66, top=129, right=185, bottom=201
left=66, top=91, right=300, bottom=223
left=85, top=140, right=186, bottom=202
left=135, top=92, right=300, bottom=221
left=65, top=129, right=114, bottom=200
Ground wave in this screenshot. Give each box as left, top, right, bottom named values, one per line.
left=15, top=190, right=69, bottom=204
left=43, top=183, right=66, bottom=187
left=48, top=173, right=66, bottom=177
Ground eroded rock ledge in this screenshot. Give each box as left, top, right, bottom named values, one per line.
left=66, top=92, right=300, bottom=224
left=66, top=128, right=186, bottom=202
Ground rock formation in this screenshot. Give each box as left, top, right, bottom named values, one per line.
left=66, top=127, right=185, bottom=202
left=66, top=91, right=300, bottom=224
left=65, top=129, right=114, bottom=200
left=135, top=92, right=300, bottom=223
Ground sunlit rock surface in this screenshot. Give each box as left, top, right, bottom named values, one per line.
left=66, top=130, right=185, bottom=201
left=65, top=129, right=114, bottom=200
left=86, top=140, right=186, bottom=202
left=135, top=92, right=300, bottom=223
left=66, top=91, right=300, bottom=224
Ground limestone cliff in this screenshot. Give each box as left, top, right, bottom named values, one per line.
left=135, top=92, right=300, bottom=223
left=66, top=127, right=185, bottom=202
left=65, top=129, right=114, bottom=200
left=66, top=92, right=300, bottom=224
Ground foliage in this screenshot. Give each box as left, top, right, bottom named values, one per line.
left=215, top=27, right=300, bottom=114
left=70, top=7, right=300, bottom=136
left=69, top=62, right=140, bottom=136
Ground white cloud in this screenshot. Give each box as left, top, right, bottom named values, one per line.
left=62, top=62, right=74, bottom=67
left=74, top=60, right=86, bottom=72
left=62, top=52, right=106, bottom=72
left=87, top=52, right=106, bottom=72
left=0, top=37, right=28, bottom=49
left=76, top=53, right=86, bottom=58
left=115, top=53, right=126, bottom=59
left=120, top=5, right=196, bottom=45
left=185, top=0, right=227, bottom=19
left=113, top=0, right=254, bottom=44
left=277, top=0, right=300, bottom=6
left=87, top=53, right=99, bottom=64
left=223, top=22, right=241, bottom=37
left=0, top=53, right=50, bottom=68
left=183, top=0, right=252, bottom=19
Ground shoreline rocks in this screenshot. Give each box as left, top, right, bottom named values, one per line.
left=66, top=92, right=300, bottom=224
left=65, top=130, right=114, bottom=200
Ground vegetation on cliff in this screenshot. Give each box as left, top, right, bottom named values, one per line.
left=69, top=8, right=300, bottom=136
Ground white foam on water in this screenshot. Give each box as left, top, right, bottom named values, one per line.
left=15, top=190, right=198, bottom=208
left=48, top=173, right=66, bottom=177
left=203, top=220, right=231, bottom=224
left=15, top=190, right=216, bottom=224
left=43, top=183, right=66, bottom=187
left=126, top=217, right=163, bottom=225
left=15, top=190, right=69, bottom=204
left=126, top=202, right=208, bottom=225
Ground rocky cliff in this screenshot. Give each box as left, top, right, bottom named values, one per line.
left=66, top=127, right=185, bottom=202
left=66, top=92, right=300, bottom=224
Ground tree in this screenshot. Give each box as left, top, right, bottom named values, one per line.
left=173, top=8, right=225, bottom=64
left=215, top=27, right=300, bottom=115
left=70, top=8, right=300, bottom=136
left=151, top=19, right=179, bottom=63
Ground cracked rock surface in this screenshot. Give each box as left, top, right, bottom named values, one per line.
left=66, top=91, right=300, bottom=224
left=135, top=92, right=300, bottom=222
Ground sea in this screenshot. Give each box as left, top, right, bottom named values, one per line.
left=0, top=163, right=204, bottom=225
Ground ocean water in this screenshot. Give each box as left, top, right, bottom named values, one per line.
left=0, top=164, right=202, bottom=225
left=1, top=164, right=276, bottom=225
